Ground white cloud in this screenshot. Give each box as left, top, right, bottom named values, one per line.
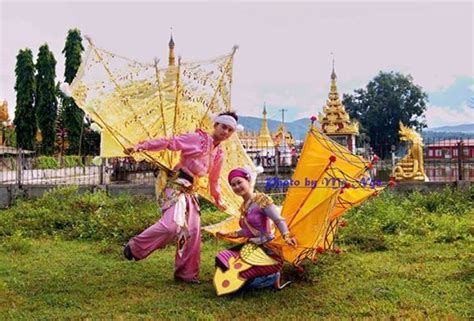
left=426, top=103, right=474, bottom=128
left=1, top=2, right=472, bottom=126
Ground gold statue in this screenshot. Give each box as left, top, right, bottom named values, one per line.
left=392, top=122, right=428, bottom=181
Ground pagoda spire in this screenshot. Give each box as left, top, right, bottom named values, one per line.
left=331, top=53, right=336, bottom=80
left=318, top=57, right=359, bottom=136
left=257, top=102, right=274, bottom=148
left=329, top=54, right=338, bottom=99
left=168, top=28, right=175, bottom=66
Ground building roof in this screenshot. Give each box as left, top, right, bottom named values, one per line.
left=426, top=140, right=474, bottom=147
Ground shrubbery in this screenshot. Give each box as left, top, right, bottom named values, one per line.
left=339, top=186, right=474, bottom=251
left=0, top=186, right=227, bottom=244
left=62, top=155, right=84, bottom=167
left=0, top=186, right=154, bottom=243
left=34, top=156, right=59, bottom=169
left=31, top=155, right=89, bottom=170
left=0, top=185, right=472, bottom=248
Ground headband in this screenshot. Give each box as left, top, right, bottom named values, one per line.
left=213, top=115, right=244, bottom=132
left=228, top=168, right=251, bottom=184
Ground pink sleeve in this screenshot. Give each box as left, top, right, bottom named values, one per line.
left=135, top=132, right=198, bottom=152
left=209, top=149, right=224, bottom=205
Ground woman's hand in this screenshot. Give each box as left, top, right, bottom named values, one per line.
left=285, top=237, right=297, bottom=247
left=284, top=236, right=298, bottom=247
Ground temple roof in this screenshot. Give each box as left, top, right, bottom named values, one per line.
left=168, top=33, right=175, bottom=66
left=257, top=103, right=275, bottom=148
left=273, top=124, right=295, bottom=147
left=319, top=61, right=359, bottom=135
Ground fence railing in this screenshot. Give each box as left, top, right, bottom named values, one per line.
left=0, top=148, right=159, bottom=186
left=1, top=137, right=473, bottom=187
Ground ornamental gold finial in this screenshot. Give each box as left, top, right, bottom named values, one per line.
left=168, top=28, right=175, bottom=66
left=331, top=52, right=336, bottom=80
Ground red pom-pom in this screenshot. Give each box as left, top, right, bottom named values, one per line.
left=316, top=245, right=325, bottom=254
left=310, top=115, right=318, bottom=122
left=329, top=155, right=337, bottom=163
left=339, top=219, right=348, bottom=227
left=295, top=266, right=305, bottom=273
left=388, top=179, right=397, bottom=188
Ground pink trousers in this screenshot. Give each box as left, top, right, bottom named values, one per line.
left=127, top=187, right=201, bottom=282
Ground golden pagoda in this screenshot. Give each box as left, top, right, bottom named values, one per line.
left=163, top=32, right=178, bottom=86
left=239, top=104, right=275, bottom=156
left=273, top=124, right=295, bottom=148
left=256, top=104, right=275, bottom=150
left=318, top=60, right=359, bottom=152
left=168, top=33, right=175, bottom=67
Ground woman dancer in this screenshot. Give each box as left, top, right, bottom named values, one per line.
left=214, top=167, right=297, bottom=295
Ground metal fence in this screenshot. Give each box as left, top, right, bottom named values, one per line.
left=1, top=137, right=473, bottom=187
left=0, top=147, right=158, bottom=186
left=370, top=137, right=474, bottom=182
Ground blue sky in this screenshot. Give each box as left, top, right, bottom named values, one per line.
left=262, top=74, right=474, bottom=127
left=1, top=1, right=473, bottom=128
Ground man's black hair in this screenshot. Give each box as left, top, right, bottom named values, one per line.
left=217, top=111, right=238, bottom=121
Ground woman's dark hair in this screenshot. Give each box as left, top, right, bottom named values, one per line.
left=218, top=111, right=238, bottom=121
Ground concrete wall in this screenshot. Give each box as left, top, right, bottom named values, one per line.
left=0, top=184, right=156, bottom=208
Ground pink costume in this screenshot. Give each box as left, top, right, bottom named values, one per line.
left=127, top=129, right=224, bottom=282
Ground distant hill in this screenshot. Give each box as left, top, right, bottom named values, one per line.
left=423, top=123, right=474, bottom=140
left=239, top=116, right=314, bottom=141
left=240, top=117, right=474, bottom=141
left=427, top=123, right=474, bottom=133
left=422, top=131, right=474, bottom=140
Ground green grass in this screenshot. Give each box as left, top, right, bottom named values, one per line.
left=0, top=186, right=472, bottom=319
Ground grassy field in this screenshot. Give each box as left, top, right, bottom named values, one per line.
left=0, top=186, right=472, bottom=320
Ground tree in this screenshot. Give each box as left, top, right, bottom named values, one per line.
left=13, top=48, right=36, bottom=151
left=55, top=84, right=69, bottom=156
left=35, top=44, right=58, bottom=155
left=62, top=29, right=84, bottom=155
left=343, top=71, right=428, bottom=158
left=82, top=117, right=100, bottom=155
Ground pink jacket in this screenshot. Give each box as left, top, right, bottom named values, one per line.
left=135, top=129, right=224, bottom=206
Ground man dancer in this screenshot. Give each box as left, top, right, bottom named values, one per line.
left=124, top=112, right=241, bottom=284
